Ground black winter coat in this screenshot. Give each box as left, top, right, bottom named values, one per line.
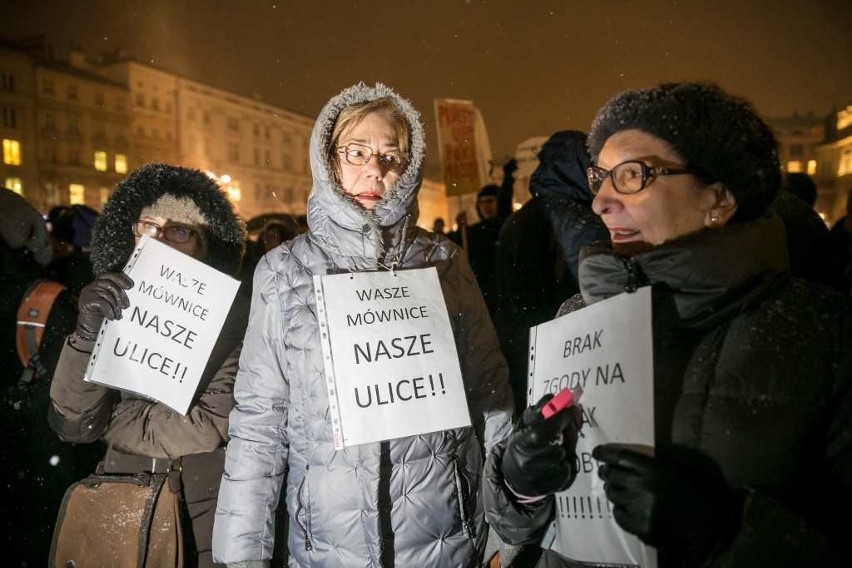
left=485, top=218, right=852, bottom=567
left=494, top=131, right=607, bottom=412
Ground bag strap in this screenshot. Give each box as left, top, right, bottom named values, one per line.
left=16, top=279, right=66, bottom=383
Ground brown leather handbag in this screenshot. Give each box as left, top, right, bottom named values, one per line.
left=50, top=465, right=184, bottom=568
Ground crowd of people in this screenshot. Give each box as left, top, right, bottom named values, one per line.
left=1, top=79, right=851, bottom=568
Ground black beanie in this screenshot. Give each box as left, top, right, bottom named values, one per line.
left=587, top=82, right=781, bottom=222
left=477, top=184, right=500, bottom=199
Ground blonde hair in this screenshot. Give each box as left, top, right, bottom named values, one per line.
left=330, top=98, right=410, bottom=162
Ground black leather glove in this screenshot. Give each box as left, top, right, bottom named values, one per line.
left=501, top=393, right=582, bottom=499
left=502, top=158, right=518, bottom=179
left=76, top=272, right=134, bottom=340
left=594, top=444, right=744, bottom=564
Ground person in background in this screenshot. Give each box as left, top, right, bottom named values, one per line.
left=48, top=164, right=249, bottom=567
left=494, top=130, right=608, bottom=414
left=432, top=216, right=446, bottom=234
left=484, top=82, right=851, bottom=567
left=452, top=159, right=517, bottom=314
left=1, top=188, right=101, bottom=566
left=830, top=188, right=852, bottom=294
left=213, top=82, right=513, bottom=568
left=46, top=204, right=98, bottom=298
left=770, top=172, right=842, bottom=289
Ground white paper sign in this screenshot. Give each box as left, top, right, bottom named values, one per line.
left=529, top=287, right=656, bottom=567
left=313, top=267, right=471, bottom=449
left=84, top=236, right=239, bottom=415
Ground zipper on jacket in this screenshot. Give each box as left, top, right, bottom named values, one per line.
left=295, top=466, right=314, bottom=551
left=452, top=458, right=475, bottom=539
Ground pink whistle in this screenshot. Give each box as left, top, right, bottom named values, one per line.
left=541, top=386, right=582, bottom=419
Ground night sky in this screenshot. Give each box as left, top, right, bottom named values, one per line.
left=5, top=0, right=851, bottom=176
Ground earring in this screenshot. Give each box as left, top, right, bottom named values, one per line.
left=709, top=210, right=720, bottom=224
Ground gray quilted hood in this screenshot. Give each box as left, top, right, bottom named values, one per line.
left=307, top=82, right=425, bottom=260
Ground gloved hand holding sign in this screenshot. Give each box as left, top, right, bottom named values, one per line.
left=593, top=443, right=744, bottom=564
left=501, top=388, right=583, bottom=501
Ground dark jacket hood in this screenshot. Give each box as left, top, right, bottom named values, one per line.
left=90, top=163, right=246, bottom=276
left=306, top=82, right=425, bottom=261
left=528, top=130, right=592, bottom=203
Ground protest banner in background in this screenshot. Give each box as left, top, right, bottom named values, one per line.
left=528, top=287, right=656, bottom=567
left=434, top=98, right=492, bottom=197
left=314, top=267, right=470, bottom=450
left=84, top=236, right=239, bottom=415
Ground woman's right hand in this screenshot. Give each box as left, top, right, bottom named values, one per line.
left=75, top=272, right=134, bottom=340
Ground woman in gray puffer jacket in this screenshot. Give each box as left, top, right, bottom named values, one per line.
left=213, top=83, right=514, bottom=568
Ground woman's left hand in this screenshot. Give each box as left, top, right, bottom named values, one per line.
left=593, top=444, right=744, bottom=563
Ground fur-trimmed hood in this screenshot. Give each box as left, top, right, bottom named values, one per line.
left=306, top=82, right=426, bottom=261
left=90, top=163, right=246, bottom=276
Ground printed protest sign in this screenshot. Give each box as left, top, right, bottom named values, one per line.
left=314, top=267, right=471, bottom=449
left=529, top=287, right=656, bottom=567
left=84, top=236, right=239, bottom=415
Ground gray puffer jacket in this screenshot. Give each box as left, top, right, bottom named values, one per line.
left=213, top=83, right=514, bottom=567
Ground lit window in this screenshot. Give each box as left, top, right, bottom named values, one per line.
left=45, top=182, right=60, bottom=205
left=786, top=161, right=803, bottom=173
left=99, top=187, right=111, bottom=205
left=115, top=154, right=128, bottom=174
left=225, top=180, right=241, bottom=202
left=5, top=177, right=22, bottom=194
left=2, top=139, right=21, bottom=165
left=94, top=151, right=108, bottom=171
left=69, top=184, right=85, bottom=205
left=807, top=160, right=817, bottom=176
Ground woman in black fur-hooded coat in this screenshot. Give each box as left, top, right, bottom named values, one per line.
left=48, top=163, right=249, bottom=567
left=90, top=163, right=245, bottom=276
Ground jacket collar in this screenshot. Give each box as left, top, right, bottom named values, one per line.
left=578, top=217, right=790, bottom=328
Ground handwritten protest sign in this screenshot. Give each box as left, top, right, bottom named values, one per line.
left=529, top=287, right=656, bottom=567
left=313, top=267, right=470, bottom=449
left=84, top=236, right=239, bottom=415
left=434, top=98, right=488, bottom=197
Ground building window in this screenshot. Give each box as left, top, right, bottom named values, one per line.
left=786, top=160, right=803, bottom=173
left=225, top=180, right=241, bottom=202
left=807, top=160, right=817, bottom=175
left=789, top=144, right=804, bottom=158
left=44, top=112, right=57, bottom=130
left=228, top=143, right=239, bottom=162
left=69, top=149, right=80, bottom=165
left=282, top=154, right=293, bottom=171
left=187, top=108, right=196, bottom=121
left=45, top=182, right=60, bottom=205
left=136, top=93, right=145, bottom=107
left=253, top=123, right=260, bottom=137
left=5, top=177, right=22, bottom=194
left=2, top=107, right=17, bottom=129
left=265, top=150, right=272, bottom=167
left=1, top=73, right=15, bottom=92
left=67, top=84, right=78, bottom=101
left=42, top=78, right=54, bottom=95
left=115, top=153, right=128, bottom=174
left=151, top=98, right=160, bottom=111
left=99, top=187, right=111, bottom=205
left=839, top=148, right=852, bottom=177
left=95, top=92, right=105, bottom=106
left=254, top=147, right=260, bottom=166
left=202, top=111, right=210, bottom=126
left=68, top=117, right=80, bottom=135
left=69, top=184, right=85, bottom=205
left=3, top=139, right=21, bottom=165
left=94, top=151, right=108, bottom=171
left=264, top=126, right=270, bottom=140
left=227, top=117, right=239, bottom=132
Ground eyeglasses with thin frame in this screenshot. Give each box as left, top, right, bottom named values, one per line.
left=133, top=220, right=199, bottom=244
left=586, top=160, right=699, bottom=195
left=336, top=142, right=406, bottom=172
